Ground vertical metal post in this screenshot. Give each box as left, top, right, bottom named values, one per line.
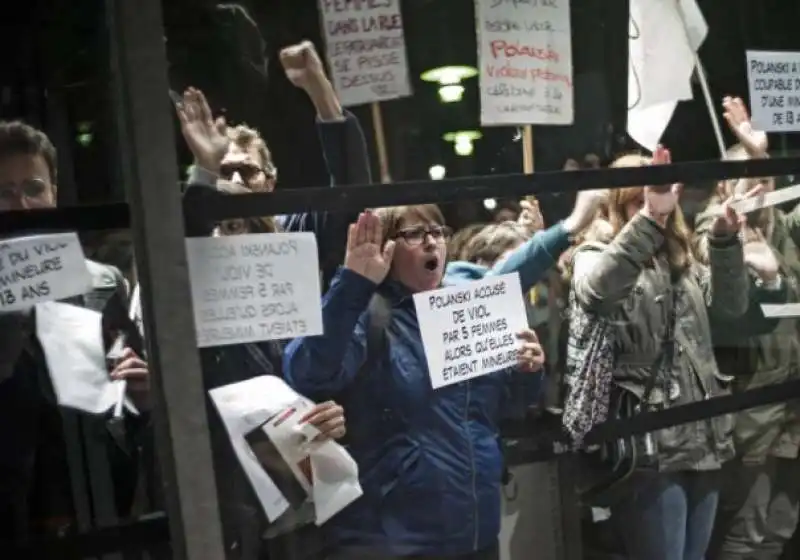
left=107, top=0, right=226, bottom=558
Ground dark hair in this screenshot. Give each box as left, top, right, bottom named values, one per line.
left=0, top=121, right=58, bottom=183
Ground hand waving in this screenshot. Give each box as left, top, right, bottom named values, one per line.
left=344, top=211, right=396, bottom=285
left=641, top=145, right=682, bottom=227
left=174, top=87, right=229, bottom=173
left=280, top=41, right=326, bottom=90
left=723, top=96, right=768, bottom=157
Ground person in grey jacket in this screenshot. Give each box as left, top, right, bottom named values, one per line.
left=569, top=147, right=758, bottom=560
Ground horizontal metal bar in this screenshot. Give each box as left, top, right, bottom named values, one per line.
left=501, top=377, right=800, bottom=464
left=0, top=156, right=797, bottom=234
left=188, top=156, right=800, bottom=221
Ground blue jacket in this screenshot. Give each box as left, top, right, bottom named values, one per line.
left=282, top=222, right=571, bottom=556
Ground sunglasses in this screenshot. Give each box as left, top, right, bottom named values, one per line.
left=219, top=162, right=276, bottom=183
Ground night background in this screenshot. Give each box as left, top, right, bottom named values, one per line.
left=1, top=0, right=799, bottom=220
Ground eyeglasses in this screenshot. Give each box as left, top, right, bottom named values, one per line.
left=394, top=225, right=452, bottom=246
left=219, top=162, right=277, bottom=183
left=0, top=178, right=48, bottom=201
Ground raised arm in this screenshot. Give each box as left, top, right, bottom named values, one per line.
left=489, top=189, right=607, bottom=290
left=571, top=214, right=662, bottom=313
left=284, top=211, right=395, bottom=399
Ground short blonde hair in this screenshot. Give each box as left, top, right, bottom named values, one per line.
left=227, top=124, right=274, bottom=172
left=463, top=222, right=527, bottom=265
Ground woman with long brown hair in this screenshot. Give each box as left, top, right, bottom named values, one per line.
left=567, top=146, right=756, bottom=560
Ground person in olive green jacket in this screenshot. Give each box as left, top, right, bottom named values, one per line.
left=695, top=97, right=800, bottom=560
left=570, top=146, right=758, bottom=560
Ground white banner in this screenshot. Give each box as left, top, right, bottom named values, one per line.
left=0, top=232, right=91, bottom=313
left=186, top=232, right=323, bottom=348
left=414, top=273, right=529, bottom=390
left=746, top=50, right=800, bottom=133
left=476, top=0, right=573, bottom=126
left=318, top=0, right=412, bottom=107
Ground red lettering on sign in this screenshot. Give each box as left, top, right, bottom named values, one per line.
left=489, top=40, right=559, bottom=62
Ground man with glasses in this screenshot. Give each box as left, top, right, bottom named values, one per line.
left=0, top=120, right=149, bottom=548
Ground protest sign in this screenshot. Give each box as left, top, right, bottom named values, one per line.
left=476, top=0, right=573, bottom=126
left=318, top=0, right=412, bottom=107
left=186, top=232, right=323, bottom=348
left=414, top=273, right=529, bottom=390
left=0, top=232, right=91, bottom=313
left=746, top=50, right=800, bottom=132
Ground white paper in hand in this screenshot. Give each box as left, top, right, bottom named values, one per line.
left=208, top=375, right=362, bottom=527
left=35, top=301, right=136, bottom=414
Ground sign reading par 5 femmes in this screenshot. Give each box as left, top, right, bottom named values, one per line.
left=415, top=274, right=529, bottom=390
left=318, top=0, right=412, bottom=107
left=746, top=50, right=800, bottom=133
left=476, top=0, right=574, bottom=126
left=0, top=233, right=91, bottom=313
left=186, top=232, right=324, bottom=347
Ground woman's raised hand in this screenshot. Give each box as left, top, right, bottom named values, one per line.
left=344, top=211, right=396, bottom=285
left=723, top=96, right=768, bottom=158
left=641, top=145, right=682, bottom=227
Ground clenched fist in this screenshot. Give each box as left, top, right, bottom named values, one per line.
left=280, top=40, right=326, bottom=90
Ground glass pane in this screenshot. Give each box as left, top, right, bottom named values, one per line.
left=0, top=0, right=166, bottom=557
left=158, top=1, right=800, bottom=559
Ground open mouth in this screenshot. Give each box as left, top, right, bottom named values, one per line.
left=424, top=256, right=439, bottom=271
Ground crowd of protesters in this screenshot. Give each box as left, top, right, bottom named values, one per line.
left=0, top=39, right=798, bottom=560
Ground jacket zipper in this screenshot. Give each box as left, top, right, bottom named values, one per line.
left=465, top=380, right=479, bottom=550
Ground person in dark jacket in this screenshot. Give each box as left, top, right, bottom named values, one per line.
left=0, top=121, right=148, bottom=548
left=695, top=98, right=800, bottom=560
left=282, top=206, right=569, bottom=559
left=171, top=41, right=369, bottom=560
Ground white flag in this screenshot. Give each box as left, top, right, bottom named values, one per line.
left=627, top=0, right=708, bottom=151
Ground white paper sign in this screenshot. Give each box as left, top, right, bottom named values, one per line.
left=36, top=301, right=136, bottom=415
left=318, top=0, right=412, bottom=107
left=414, top=274, right=529, bottom=389
left=476, top=0, right=574, bottom=126
left=729, top=183, right=800, bottom=215
left=186, top=232, right=324, bottom=348
left=0, top=233, right=91, bottom=313
left=761, top=303, right=800, bottom=319
left=746, top=50, right=800, bottom=132
left=209, top=376, right=363, bottom=525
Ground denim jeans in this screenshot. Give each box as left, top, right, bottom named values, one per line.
left=612, top=470, right=721, bottom=560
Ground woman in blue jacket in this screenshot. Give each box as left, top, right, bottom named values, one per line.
left=283, top=196, right=602, bottom=559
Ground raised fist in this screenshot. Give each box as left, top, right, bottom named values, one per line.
left=280, top=41, right=326, bottom=90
